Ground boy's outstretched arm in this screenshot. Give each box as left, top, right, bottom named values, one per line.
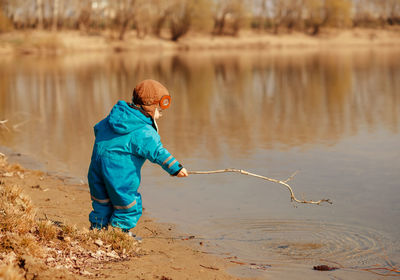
left=133, top=131, right=188, bottom=177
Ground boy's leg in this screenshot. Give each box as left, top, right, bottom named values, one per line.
left=109, top=192, right=143, bottom=230
left=101, top=156, right=143, bottom=230
left=89, top=200, right=113, bottom=229
left=88, top=160, right=113, bottom=229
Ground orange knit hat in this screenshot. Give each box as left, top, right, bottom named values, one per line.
left=132, top=79, right=171, bottom=118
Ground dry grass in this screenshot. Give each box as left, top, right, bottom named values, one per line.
left=87, top=228, right=138, bottom=254
left=0, top=263, right=24, bottom=280
left=0, top=183, right=36, bottom=234
left=0, top=155, right=140, bottom=277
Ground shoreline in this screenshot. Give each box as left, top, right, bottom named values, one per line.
left=0, top=28, right=399, bottom=55
left=0, top=150, right=249, bottom=279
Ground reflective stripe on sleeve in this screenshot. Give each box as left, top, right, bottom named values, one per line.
left=91, top=195, right=110, bottom=204
left=168, top=159, right=177, bottom=169
left=114, top=200, right=136, bottom=210
left=162, top=155, right=173, bottom=166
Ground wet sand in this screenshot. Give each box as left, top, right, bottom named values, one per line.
left=0, top=151, right=249, bottom=280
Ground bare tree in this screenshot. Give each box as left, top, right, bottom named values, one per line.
left=270, top=0, right=305, bottom=34
left=0, top=0, right=12, bottom=32
left=212, top=0, right=247, bottom=36
left=77, top=0, right=92, bottom=32
left=132, top=0, right=153, bottom=39
left=166, top=0, right=213, bottom=41
left=212, top=0, right=229, bottom=35
left=150, top=0, right=170, bottom=37
left=189, top=0, right=213, bottom=33
left=375, top=0, right=400, bottom=25
left=303, top=0, right=324, bottom=35
left=254, top=0, right=268, bottom=31
left=388, top=0, right=400, bottom=25
left=323, top=0, right=352, bottom=28
left=168, top=0, right=192, bottom=41
left=52, top=0, right=59, bottom=31
left=36, top=0, right=43, bottom=29
left=111, top=0, right=136, bottom=40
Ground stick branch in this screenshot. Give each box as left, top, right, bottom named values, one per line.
left=0, top=120, right=10, bottom=132
left=188, top=169, right=332, bottom=205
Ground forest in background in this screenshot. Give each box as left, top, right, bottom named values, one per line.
left=0, top=0, right=399, bottom=41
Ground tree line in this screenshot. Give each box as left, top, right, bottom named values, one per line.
left=0, top=0, right=399, bottom=40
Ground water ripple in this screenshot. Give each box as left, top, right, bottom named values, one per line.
left=202, top=219, right=399, bottom=267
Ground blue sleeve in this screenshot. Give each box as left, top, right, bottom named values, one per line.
left=133, top=129, right=182, bottom=176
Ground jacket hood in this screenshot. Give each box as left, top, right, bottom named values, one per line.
left=108, top=101, right=153, bottom=134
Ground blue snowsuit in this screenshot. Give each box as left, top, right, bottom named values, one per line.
left=88, top=101, right=182, bottom=230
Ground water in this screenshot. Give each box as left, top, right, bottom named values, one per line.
left=1, top=49, right=399, bottom=278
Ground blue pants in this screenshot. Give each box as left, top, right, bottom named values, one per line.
left=88, top=155, right=143, bottom=230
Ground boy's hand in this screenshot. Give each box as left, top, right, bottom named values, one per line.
left=177, top=168, right=188, bottom=177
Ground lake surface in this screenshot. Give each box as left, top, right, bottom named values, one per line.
left=1, top=49, right=399, bottom=279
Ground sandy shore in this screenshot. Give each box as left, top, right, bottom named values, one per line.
left=0, top=28, right=399, bottom=55
left=0, top=151, right=249, bottom=280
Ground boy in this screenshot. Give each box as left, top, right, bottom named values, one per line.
left=88, top=79, right=188, bottom=231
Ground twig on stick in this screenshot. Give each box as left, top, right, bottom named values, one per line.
left=0, top=120, right=10, bottom=132
left=13, top=119, right=30, bottom=132
left=321, top=257, right=400, bottom=277
left=188, top=169, right=332, bottom=205
left=360, top=267, right=400, bottom=277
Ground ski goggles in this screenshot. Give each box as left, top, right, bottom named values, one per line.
left=146, top=95, right=171, bottom=110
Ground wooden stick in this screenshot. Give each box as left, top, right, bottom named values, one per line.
left=360, top=267, right=400, bottom=277
left=188, top=169, right=332, bottom=205
left=200, top=264, right=219, bottom=270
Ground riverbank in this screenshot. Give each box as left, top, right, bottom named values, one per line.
left=0, top=152, right=248, bottom=280
left=0, top=27, right=399, bottom=55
